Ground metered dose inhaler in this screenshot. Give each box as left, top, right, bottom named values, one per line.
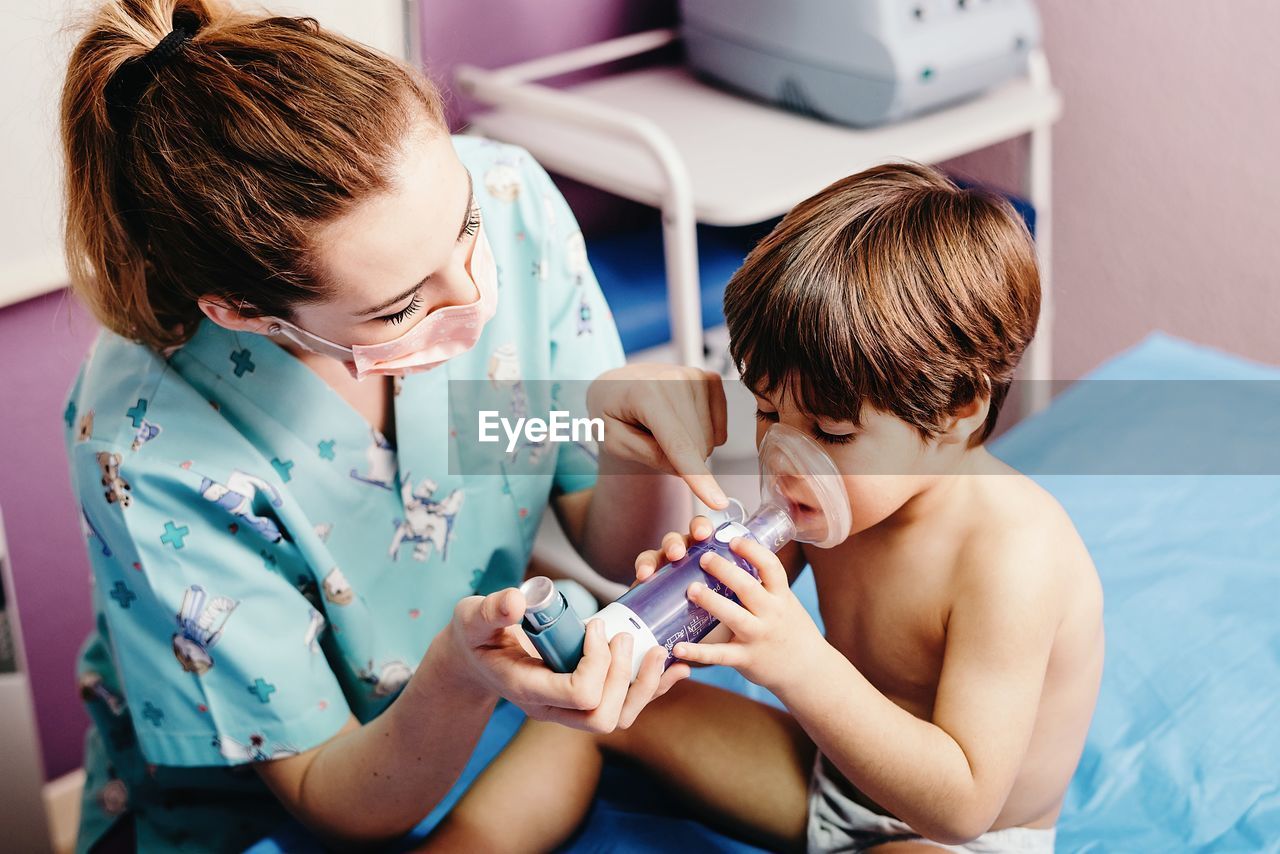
left=521, top=423, right=852, bottom=680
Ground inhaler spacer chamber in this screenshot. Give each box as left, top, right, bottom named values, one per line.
left=520, top=423, right=852, bottom=679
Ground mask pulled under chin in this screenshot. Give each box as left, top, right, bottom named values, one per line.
left=265, top=223, right=499, bottom=380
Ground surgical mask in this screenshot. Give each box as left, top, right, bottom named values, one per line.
left=267, top=223, right=499, bottom=380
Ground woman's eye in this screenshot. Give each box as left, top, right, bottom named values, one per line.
left=754, top=409, right=780, bottom=423
left=379, top=291, right=423, bottom=325
left=461, top=205, right=481, bottom=239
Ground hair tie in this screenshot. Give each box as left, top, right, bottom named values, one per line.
left=105, top=10, right=201, bottom=131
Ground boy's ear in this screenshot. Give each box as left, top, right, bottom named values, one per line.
left=938, top=393, right=991, bottom=446
left=197, top=296, right=274, bottom=335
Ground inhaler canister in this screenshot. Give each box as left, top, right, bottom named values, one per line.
left=519, top=577, right=587, bottom=674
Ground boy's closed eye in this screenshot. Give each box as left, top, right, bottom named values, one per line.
left=812, top=423, right=857, bottom=446
left=755, top=407, right=858, bottom=446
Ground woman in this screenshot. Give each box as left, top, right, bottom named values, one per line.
left=61, top=1, right=727, bottom=849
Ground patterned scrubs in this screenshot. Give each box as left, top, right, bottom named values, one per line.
left=63, top=137, right=624, bottom=852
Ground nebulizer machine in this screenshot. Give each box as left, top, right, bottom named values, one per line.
left=679, top=0, right=1042, bottom=127
left=521, top=424, right=851, bottom=679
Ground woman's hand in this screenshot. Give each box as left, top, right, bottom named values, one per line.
left=671, top=536, right=827, bottom=694
left=448, top=587, right=687, bottom=732
left=587, top=364, right=729, bottom=509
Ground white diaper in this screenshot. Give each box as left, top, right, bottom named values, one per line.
left=807, top=755, right=1056, bottom=854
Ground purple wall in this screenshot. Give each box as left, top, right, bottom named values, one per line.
left=422, top=0, right=676, bottom=127
left=427, top=0, right=679, bottom=233
left=0, top=291, right=98, bottom=778
left=943, top=0, right=1280, bottom=376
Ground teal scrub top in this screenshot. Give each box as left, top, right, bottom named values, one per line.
left=63, top=137, right=625, bottom=852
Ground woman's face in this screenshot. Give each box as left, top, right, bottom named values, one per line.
left=286, top=127, right=483, bottom=347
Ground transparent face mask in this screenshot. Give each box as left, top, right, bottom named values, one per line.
left=724, top=423, right=853, bottom=550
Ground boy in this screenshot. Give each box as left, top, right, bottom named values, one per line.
left=427, top=163, right=1104, bottom=853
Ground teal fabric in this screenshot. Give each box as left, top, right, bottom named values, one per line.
left=63, top=136, right=624, bottom=853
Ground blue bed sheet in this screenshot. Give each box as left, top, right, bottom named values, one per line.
left=250, top=333, right=1280, bottom=852
left=996, top=334, right=1280, bottom=852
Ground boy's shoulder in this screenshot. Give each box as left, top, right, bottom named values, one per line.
left=952, top=458, right=1099, bottom=613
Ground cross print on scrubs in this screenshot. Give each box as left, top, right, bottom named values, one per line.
left=161, top=521, right=190, bottom=550
left=126, top=399, right=148, bottom=428
left=248, top=678, right=277, bottom=704
left=271, top=458, right=294, bottom=483
left=109, top=581, right=137, bottom=609
left=231, top=349, right=256, bottom=378
left=141, top=702, right=165, bottom=727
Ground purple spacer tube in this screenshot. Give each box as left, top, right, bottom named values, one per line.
left=612, top=502, right=797, bottom=667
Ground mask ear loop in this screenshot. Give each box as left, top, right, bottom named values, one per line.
left=231, top=299, right=252, bottom=354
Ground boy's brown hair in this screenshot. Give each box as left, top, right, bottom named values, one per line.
left=724, top=162, right=1041, bottom=446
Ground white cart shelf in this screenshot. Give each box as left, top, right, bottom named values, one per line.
left=457, top=29, right=1062, bottom=412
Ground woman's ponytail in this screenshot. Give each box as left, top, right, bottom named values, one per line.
left=61, top=1, right=215, bottom=348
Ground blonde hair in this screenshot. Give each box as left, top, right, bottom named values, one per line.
left=725, top=162, right=1041, bottom=445
left=61, top=0, right=447, bottom=350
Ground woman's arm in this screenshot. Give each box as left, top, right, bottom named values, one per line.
left=555, top=452, right=691, bottom=584
left=556, top=364, right=730, bottom=584
left=256, top=586, right=664, bottom=847
left=255, top=629, right=495, bottom=847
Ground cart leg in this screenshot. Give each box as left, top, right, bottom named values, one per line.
left=1022, top=120, right=1053, bottom=416
left=661, top=201, right=705, bottom=369
left=660, top=190, right=704, bottom=518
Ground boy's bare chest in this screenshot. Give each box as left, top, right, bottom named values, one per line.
left=807, top=544, right=951, bottom=719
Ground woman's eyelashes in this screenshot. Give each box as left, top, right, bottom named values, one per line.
left=754, top=408, right=779, bottom=424
left=379, top=291, right=423, bottom=325
left=376, top=209, right=479, bottom=325
left=462, top=205, right=481, bottom=238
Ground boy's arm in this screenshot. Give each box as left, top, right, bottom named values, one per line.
left=676, top=535, right=1057, bottom=845
left=777, top=549, right=1057, bottom=844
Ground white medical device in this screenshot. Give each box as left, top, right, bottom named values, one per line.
left=680, top=0, right=1041, bottom=127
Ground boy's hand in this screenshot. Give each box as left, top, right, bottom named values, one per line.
left=672, top=536, right=826, bottom=692
left=633, top=515, right=715, bottom=583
